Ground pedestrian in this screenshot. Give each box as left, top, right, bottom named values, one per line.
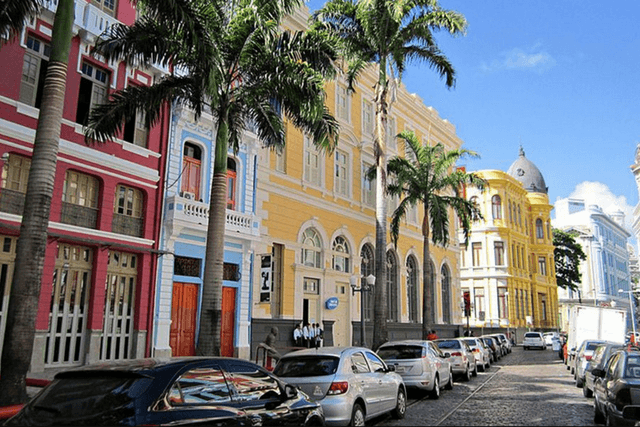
left=293, top=322, right=303, bottom=347
left=308, top=322, right=316, bottom=348
left=314, top=323, right=323, bottom=348
left=427, top=329, right=438, bottom=340
left=302, top=322, right=311, bottom=348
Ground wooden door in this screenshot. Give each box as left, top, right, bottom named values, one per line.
left=221, top=287, right=236, bottom=357
left=170, top=282, right=198, bottom=356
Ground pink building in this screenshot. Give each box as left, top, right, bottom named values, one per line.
left=0, top=0, right=169, bottom=374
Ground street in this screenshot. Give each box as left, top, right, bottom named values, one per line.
left=375, top=345, right=595, bottom=426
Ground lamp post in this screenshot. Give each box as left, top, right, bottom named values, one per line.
left=619, top=289, right=637, bottom=342
left=350, top=274, right=376, bottom=348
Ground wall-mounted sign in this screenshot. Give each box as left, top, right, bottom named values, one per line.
left=325, top=297, right=339, bottom=310
left=260, top=254, right=272, bottom=302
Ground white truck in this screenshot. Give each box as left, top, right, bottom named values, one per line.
left=566, top=304, right=627, bottom=366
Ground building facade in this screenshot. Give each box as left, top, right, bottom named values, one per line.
left=553, top=199, right=633, bottom=332
left=0, top=0, right=169, bottom=373
left=459, top=148, right=559, bottom=341
left=154, top=103, right=261, bottom=360
left=249, top=5, right=468, bottom=355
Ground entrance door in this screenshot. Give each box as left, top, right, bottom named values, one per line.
left=221, top=287, right=236, bottom=357
left=170, top=283, right=198, bottom=356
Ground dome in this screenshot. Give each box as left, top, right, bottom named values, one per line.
left=507, top=146, right=548, bottom=194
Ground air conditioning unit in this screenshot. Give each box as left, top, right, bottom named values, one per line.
left=183, top=192, right=195, bottom=200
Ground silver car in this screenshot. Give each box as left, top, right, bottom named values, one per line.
left=434, top=338, right=476, bottom=381
left=273, top=346, right=407, bottom=426
left=377, top=340, right=454, bottom=399
left=461, top=337, right=491, bottom=372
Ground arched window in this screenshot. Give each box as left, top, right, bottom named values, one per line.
left=407, top=256, right=419, bottom=323
left=491, top=195, right=502, bottom=220
left=508, top=201, right=513, bottom=223
left=301, top=228, right=322, bottom=268
left=386, top=251, right=398, bottom=322
left=441, top=264, right=451, bottom=323
left=360, top=244, right=375, bottom=321
left=182, top=143, right=202, bottom=200
left=517, top=205, right=522, bottom=227
left=536, top=218, right=544, bottom=239
left=428, top=260, right=436, bottom=323
left=332, top=236, right=350, bottom=272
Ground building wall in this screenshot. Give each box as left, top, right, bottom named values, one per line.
left=0, top=0, right=169, bottom=373
left=460, top=170, right=558, bottom=338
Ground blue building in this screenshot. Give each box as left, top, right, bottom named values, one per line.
left=153, top=103, right=261, bottom=359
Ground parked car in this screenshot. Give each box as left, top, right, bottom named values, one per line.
left=434, top=339, right=476, bottom=381
left=461, top=337, right=491, bottom=372
left=480, top=336, right=501, bottom=363
left=543, top=332, right=560, bottom=346
left=272, top=346, right=406, bottom=426
left=377, top=340, right=453, bottom=399
left=593, top=348, right=640, bottom=425
left=493, top=333, right=512, bottom=354
left=5, top=357, right=325, bottom=426
left=522, top=332, right=546, bottom=350
left=583, top=342, right=626, bottom=398
left=574, top=339, right=607, bottom=388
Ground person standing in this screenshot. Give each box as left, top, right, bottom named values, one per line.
left=302, top=322, right=311, bottom=348
left=314, top=323, right=323, bottom=348
left=293, top=323, right=303, bottom=347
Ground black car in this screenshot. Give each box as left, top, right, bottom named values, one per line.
left=582, top=342, right=625, bottom=398
left=592, top=348, right=640, bottom=425
left=5, top=357, right=325, bottom=426
left=479, top=336, right=501, bottom=362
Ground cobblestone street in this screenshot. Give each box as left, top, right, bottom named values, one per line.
left=377, top=345, right=595, bottom=426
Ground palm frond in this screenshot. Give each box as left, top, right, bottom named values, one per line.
left=0, top=0, right=41, bottom=46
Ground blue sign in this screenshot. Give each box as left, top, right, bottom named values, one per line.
left=325, top=297, right=339, bottom=310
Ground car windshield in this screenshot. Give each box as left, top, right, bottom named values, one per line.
left=273, top=356, right=340, bottom=378
left=436, top=340, right=460, bottom=349
left=586, top=343, right=602, bottom=351
left=525, top=333, right=541, bottom=338
left=24, top=373, right=151, bottom=422
left=378, top=345, right=423, bottom=360
left=462, top=339, right=477, bottom=347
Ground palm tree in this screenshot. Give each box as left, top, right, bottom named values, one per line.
left=0, top=0, right=75, bottom=406
left=0, top=0, right=41, bottom=46
left=312, top=0, right=466, bottom=349
left=387, top=130, right=485, bottom=339
left=84, top=0, right=339, bottom=356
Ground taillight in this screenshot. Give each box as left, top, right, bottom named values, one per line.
left=472, top=348, right=480, bottom=353
left=327, top=381, right=349, bottom=395
left=585, top=355, right=592, bottom=361
left=451, top=352, right=462, bottom=357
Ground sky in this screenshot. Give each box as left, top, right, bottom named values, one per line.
left=304, top=0, right=640, bottom=243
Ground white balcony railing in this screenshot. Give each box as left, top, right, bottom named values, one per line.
left=166, top=195, right=260, bottom=237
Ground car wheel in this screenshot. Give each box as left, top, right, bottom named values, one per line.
left=524, top=346, right=528, bottom=350
left=472, top=364, right=478, bottom=377
left=576, top=377, right=584, bottom=388
left=594, top=401, right=605, bottom=424
left=350, top=403, right=366, bottom=427
left=444, top=370, right=454, bottom=390
left=478, top=362, right=485, bottom=372
left=429, top=375, right=440, bottom=399
left=605, top=410, right=615, bottom=426
left=463, top=365, right=472, bottom=382
left=583, top=385, right=593, bottom=398
left=392, top=388, right=407, bottom=419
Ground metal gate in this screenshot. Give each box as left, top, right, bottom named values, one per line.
left=45, top=244, right=92, bottom=366
left=100, top=250, right=136, bottom=360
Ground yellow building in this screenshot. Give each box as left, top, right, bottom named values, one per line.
left=459, top=148, right=558, bottom=341
left=250, top=5, right=468, bottom=354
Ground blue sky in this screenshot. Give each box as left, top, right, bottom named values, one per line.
left=304, top=0, right=640, bottom=239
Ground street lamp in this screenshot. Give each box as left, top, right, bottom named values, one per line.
left=350, top=274, right=376, bottom=348
left=619, top=289, right=637, bottom=342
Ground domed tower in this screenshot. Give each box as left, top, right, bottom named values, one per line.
left=507, top=146, right=548, bottom=194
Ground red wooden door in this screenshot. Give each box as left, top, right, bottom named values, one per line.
left=221, top=287, right=236, bottom=357
left=170, top=283, right=198, bottom=356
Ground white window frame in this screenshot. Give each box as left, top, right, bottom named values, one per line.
left=20, top=35, right=50, bottom=107
left=331, top=236, right=350, bottom=273
left=362, top=99, right=374, bottom=136
left=336, top=84, right=350, bottom=122
left=334, top=150, right=349, bottom=197
left=303, top=135, right=322, bottom=186
left=362, top=161, right=375, bottom=207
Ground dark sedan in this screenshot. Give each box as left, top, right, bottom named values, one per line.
left=583, top=342, right=625, bottom=398
left=593, top=348, right=640, bottom=426
left=5, top=357, right=324, bottom=426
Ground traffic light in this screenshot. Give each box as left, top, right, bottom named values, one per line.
left=463, top=291, right=471, bottom=317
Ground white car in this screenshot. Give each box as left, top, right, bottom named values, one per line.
left=461, top=337, right=492, bottom=372
left=523, top=332, right=546, bottom=350
left=543, top=332, right=560, bottom=346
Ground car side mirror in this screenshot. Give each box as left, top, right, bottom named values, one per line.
left=591, top=368, right=605, bottom=378
left=386, top=365, right=396, bottom=372
left=284, top=384, right=298, bottom=400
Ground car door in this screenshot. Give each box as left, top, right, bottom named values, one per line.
left=351, top=351, right=379, bottom=415
left=595, top=353, right=621, bottom=415
left=429, top=342, right=448, bottom=382
left=365, top=350, right=397, bottom=415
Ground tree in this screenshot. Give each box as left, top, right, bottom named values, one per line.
left=84, top=0, right=339, bottom=356
left=312, top=0, right=466, bottom=349
left=0, top=0, right=41, bottom=46
left=386, top=130, right=484, bottom=339
left=0, top=0, right=75, bottom=405
left=552, top=228, right=586, bottom=292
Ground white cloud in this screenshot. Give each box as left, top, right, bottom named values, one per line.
left=481, top=46, right=556, bottom=73
left=555, top=181, right=635, bottom=233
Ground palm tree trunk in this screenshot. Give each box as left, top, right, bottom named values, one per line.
left=197, top=115, right=229, bottom=357
left=0, top=0, right=74, bottom=406
left=422, top=211, right=433, bottom=339
left=372, top=63, right=389, bottom=350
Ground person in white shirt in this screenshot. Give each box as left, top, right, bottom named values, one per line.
left=293, top=323, right=303, bottom=347
left=302, top=322, right=310, bottom=348
left=308, top=322, right=316, bottom=348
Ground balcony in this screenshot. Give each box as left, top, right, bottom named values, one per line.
left=0, top=189, right=25, bottom=215
left=60, top=202, right=98, bottom=229
left=166, top=195, right=260, bottom=237
left=112, top=214, right=143, bottom=238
